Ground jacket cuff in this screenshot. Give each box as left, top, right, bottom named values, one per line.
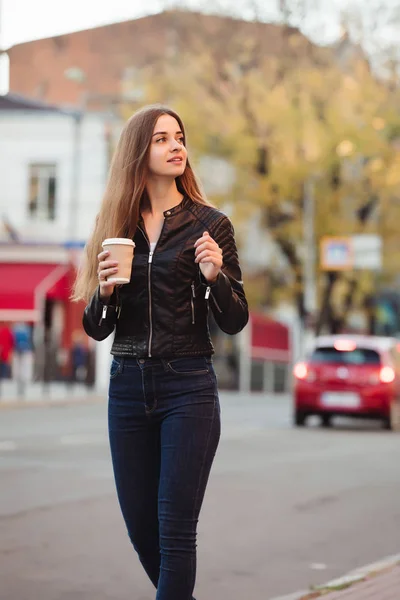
left=96, top=286, right=117, bottom=306
left=198, top=270, right=223, bottom=288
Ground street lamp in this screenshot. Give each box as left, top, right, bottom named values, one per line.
left=303, top=177, right=317, bottom=316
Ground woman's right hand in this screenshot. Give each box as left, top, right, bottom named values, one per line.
left=97, top=250, right=119, bottom=300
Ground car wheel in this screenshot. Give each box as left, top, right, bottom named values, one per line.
left=294, top=409, right=307, bottom=427
left=321, top=414, right=332, bottom=428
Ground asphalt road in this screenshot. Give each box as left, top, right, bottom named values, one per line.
left=0, top=393, right=399, bottom=600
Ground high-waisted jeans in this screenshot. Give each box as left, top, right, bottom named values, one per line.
left=108, top=356, right=221, bottom=600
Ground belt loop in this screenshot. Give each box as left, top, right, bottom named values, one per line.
left=119, top=357, right=125, bottom=374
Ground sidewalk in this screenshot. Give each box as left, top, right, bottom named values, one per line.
left=0, top=379, right=105, bottom=409
left=300, top=563, right=400, bottom=599
left=272, top=555, right=400, bottom=600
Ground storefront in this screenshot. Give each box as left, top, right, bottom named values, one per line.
left=0, top=242, right=89, bottom=384
left=238, top=311, right=291, bottom=393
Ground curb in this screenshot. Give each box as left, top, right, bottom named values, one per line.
left=269, top=553, right=400, bottom=600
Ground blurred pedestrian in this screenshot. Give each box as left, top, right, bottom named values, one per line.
left=0, top=322, right=14, bottom=391
left=70, top=330, right=88, bottom=384
left=13, top=322, right=33, bottom=396
left=73, top=105, right=248, bottom=600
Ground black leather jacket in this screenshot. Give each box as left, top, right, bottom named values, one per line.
left=82, top=197, right=249, bottom=358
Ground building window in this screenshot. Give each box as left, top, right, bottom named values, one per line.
left=28, top=164, right=57, bottom=221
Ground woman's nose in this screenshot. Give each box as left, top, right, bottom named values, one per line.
left=170, top=138, right=182, bottom=151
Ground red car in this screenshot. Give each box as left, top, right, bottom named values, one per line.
left=293, top=335, right=400, bottom=430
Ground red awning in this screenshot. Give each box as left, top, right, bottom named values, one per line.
left=250, top=312, right=290, bottom=362
left=0, top=263, right=70, bottom=322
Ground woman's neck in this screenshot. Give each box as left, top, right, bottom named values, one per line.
left=145, top=178, right=183, bottom=216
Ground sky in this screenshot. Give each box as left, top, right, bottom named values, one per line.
left=2, top=0, right=399, bottom=50
left=0, top=0, right=164, bottom=48
left=0, top=0, right=348, bottom=49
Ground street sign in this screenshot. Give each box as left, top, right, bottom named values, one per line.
left=320, top=235, right=382, bottom=271
left=320, top=237, right=353, bottom=270
left=352, top=234, right=382, bottom=270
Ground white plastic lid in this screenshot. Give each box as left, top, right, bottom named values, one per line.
left=102, top=238, right=135, bottom=247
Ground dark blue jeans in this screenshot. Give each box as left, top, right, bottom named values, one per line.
left=108, top=356, right=221, bottom=600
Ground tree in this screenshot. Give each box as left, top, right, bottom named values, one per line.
left=122, top=8, right=400, bottom=332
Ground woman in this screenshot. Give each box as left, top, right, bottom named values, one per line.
left=74, top=104, right=248, bottom=600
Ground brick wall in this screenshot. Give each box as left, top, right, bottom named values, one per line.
left=8, top=10, right=313, bottom=109
left=8, top=13, right=170, bottom=107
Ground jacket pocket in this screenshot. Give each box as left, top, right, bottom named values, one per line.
left=110, top=357, right=123, bottom=379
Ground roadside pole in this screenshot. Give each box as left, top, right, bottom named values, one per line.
left=302, top=177, right=317, bottom=356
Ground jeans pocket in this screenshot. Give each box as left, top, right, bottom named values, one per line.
left=166, top=357, right=210, bottom=376
left=110, top=357, right=123, bottom=379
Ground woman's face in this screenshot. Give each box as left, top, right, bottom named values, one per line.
left=148, top=114, right=188, bottom=178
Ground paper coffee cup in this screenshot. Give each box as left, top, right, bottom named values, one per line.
left=102, top=238, right=135, bottom=284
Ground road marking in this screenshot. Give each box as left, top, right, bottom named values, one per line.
left=0, top=440, right=17, bottom=451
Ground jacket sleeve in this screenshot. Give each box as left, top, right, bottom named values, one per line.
left=82, top=287, right=118, bottom=341
left=200, top=215, right=249, bottom=335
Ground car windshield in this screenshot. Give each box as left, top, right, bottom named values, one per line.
left=310, top=346, right=381, bottom=365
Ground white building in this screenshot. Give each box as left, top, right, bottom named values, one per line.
left=0, top=93, right=108, bottom=243
left=0, top=93, right=112, bottom=394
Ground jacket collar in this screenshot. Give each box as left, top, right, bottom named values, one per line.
left=138, top=196, right=192, bottom=223
left=162, top=195, right=192, bottom=217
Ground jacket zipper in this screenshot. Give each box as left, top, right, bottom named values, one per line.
left=205, top=286, right=223, bottom=313
left=147, top=250, right=154, bottom=355
left=115, top=286, right=121, bottom=319
left=138, top=223, right=165, bottom=358
left=98, top=302, right=121, bottom=325
left=99, top=305, right=107, bottom=326
left=98, top=281, right=122, bottom=325
left=191, top=282, right=196, bottom=324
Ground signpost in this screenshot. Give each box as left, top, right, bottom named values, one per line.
left=320, top=237, right=353, bottom=270
left=320, top=235, right=382, bottom=271
left=352, top=234, right=382, bottom=270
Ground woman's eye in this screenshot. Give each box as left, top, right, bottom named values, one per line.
left=155, top=136, right=184, bottom=144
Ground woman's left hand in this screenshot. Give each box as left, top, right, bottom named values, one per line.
left=194, top=231, right=223, bottom=283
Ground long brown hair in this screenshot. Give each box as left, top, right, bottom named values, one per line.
left=72, top=104, right=208, bottom=302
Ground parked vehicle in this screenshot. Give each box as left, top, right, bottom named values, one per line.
left=293, top=335, right=400, bottom=430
